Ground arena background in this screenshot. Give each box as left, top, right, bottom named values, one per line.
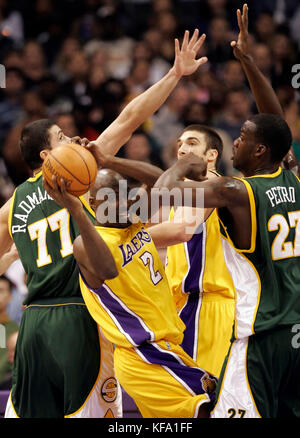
left=0, top=0, right=299, bottom=417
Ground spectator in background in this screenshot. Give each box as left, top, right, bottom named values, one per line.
left=254, top=11, right=276, bottom=44
left=2, top=90, right=47, bottom=185
left=270, top=32, right=297, bottom=87
left=222, top=59, right=246, bottom=90
left=51, top=37, right=81, bottom=84
left=0, top=67, right=25, bottom=152
left=22, top=40, right=48, bottom=88
left=150, top=84, right=191, bottom=150
left=125, top=59, right=151, bottom=95
left=206, top=16, right=233, bottom=72
left=212, top=87, right=253, bottom=142
left=122, top=130, right=163, bottom=175
left=252, top=43, right=273, bottom=82
left=277, top=85, right=300, bottom=161
left=0, top=275, right=19, bottom=389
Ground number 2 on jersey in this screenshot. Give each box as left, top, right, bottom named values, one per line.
left=27, top=209, right=73, bottom=267
left=139, top=251, right=163, bottom=285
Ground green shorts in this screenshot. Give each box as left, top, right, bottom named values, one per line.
left=211, top=326, right=300, bottom=418
left=7, top=297, right=122, bottom=418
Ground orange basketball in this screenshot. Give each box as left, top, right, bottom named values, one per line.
left=42, top=143, right=98, bottom=196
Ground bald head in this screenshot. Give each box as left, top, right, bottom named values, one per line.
left=91, top=169, right=124, bottom=196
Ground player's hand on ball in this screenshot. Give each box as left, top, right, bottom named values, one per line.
left=43, top=175, right=83, bottom=213
left=85, top=142, right=112, bottom=169
left=71, top=136, right=89, bottom=147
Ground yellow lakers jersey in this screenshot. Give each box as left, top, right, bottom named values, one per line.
left=79, top=221, right=185, bottom=349
left=165, top=208, right=235, bottom=306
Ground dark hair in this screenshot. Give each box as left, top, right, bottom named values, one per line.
left=19, top=119, right=56, bottom=170
left=249, top=114, right=292, bottom=163
left=182, top=124, right=223, bottom=169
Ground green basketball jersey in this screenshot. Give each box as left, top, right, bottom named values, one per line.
left=218, top=167, right=300, bottom=339
left=9, top=171, right=95, bottom=305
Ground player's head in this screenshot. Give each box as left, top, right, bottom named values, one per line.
left=177, top=124, right=223, bottom=172
left=19, top=118, right=71, bottom=170
left=89, top=169, right=132, bottom=228
left=232, top=114, right=292, bottom=175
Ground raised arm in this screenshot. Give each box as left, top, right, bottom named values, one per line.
left=232, top=4, right=283, bottom=117
left=93, top=30, right=208, bottom=156
left=43, top=177, right=117, bottom=289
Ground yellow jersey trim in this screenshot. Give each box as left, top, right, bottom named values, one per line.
left=245, top=167, right=282, bottom=179
left=8, top=189, right=17, bottom=239
left=79, top=195, right=96, bottom=218
left=28, top=170, right=42, bottom=182
left=26, top=302, right=86, bottom=308
left=229, top=177, right=257, bottom=254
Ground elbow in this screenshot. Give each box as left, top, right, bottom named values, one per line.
left=103, top=264, right=118, bottom=280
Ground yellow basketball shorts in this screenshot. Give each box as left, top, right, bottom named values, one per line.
left=179, top=293, right=235, bottom=378
left=114, top=340, right=217, bottom=418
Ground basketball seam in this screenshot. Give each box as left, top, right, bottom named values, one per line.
left=49, top=149, right=90, bottom=186
left=65, top=145, right=92, bottom=185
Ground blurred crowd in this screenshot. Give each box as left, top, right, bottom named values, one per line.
left=0, top=0, right=299, bottom=386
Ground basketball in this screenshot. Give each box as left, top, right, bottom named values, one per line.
left=42, top=143, right=98, bottom=196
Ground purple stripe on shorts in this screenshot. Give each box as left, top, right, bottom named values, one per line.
left=137, top=342, right=216, bottom=398
left=179, top=294, right=200, bottom=359
left=79, top=269, right=154, bottom=346
left=183, top=229, right=204, bottom=294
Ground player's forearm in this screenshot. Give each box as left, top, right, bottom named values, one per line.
left=117, top=67, right=181, bottom=127
left=104, top=156, right=163, bottom=187
left=71, top=207, right=117, bottom=280
left=149, top=221, right=193, bottom=248
left=240, top=54, right=284, bottom=117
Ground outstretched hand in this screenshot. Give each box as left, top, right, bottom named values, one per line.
left=43, top=175, right=83, bottom=213
left=171, top=29, right=208, bottom=77
left=231, top=3, right=250, bottom=61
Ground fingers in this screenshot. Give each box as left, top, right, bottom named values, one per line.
left=181, top=30, right=189, bottom=51
left=71, top=136, right=90, bottom=147
left=237, top=4, right=248, bottom=32
left=188, top=29, right=199, bottom=49
left=243, top=3, right=248, bottom=30
left=174, top=38, right=180, bottom=58
left=193, top=33, right=206, bottom=54
left=197, top=56, right=208, bottom=67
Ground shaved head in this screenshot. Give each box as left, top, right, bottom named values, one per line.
left=91, top=169, right=124, bottom=196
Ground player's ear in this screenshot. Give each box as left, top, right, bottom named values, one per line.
left=206, top=148, right=218, bottom=163
left=255, top=144, right=268, bottom=157
left=40, top=150, right=49, bottom=162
